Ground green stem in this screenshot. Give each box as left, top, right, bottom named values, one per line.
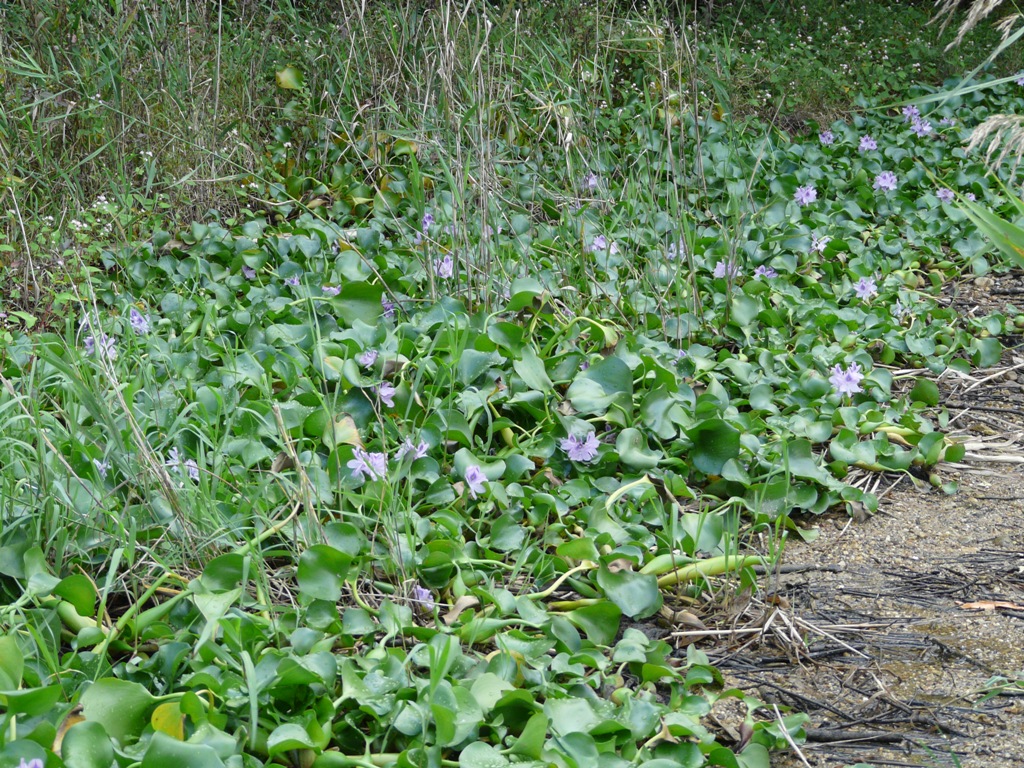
left=656, top=555, right=765, bottom=589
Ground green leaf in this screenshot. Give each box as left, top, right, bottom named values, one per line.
left=62, top=721, right=115, bottom=768
left=513, top=346, right=554, bottom=392
left=337, top=282, right=385, bottom=326
left=567, top=356, right=632, bottom=416
left=297, top=545, right=353, bottom=601
left=596, top=562, right=662, bottom=619
left=80, top=679, right=156, bottom=746
left=616, top=428, right=663, bottom=469
left=458, top=742, right=509, bottom=768
left=0, top=684, right=62, bottom=716
left=0, top=636, right=24, bottom=690
left=267, top=723, right=316, bottom=757
left=686, top=418, right=741, bottom=475
left=565, top=601, right=621, bottom=645
left=908, top=378, right=940, bottom=407
left=140, top=732, right=225, bottom=768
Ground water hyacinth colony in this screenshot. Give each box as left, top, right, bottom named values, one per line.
left=5, top=5, right=1024, bottom=768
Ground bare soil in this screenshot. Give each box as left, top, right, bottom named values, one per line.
left=698, top=275, right=1024, bottom=767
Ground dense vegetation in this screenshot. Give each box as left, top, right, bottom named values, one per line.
left=1, top=2, right=1023, bottom=767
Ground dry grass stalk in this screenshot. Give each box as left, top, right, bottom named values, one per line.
left=966, top=113, right=1024, bottom=180
left=932, top=0, right=1008, bottom=48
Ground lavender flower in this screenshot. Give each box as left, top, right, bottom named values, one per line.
left=1017, top=74, right=1024, bottom=86
left=421, top=212, right=434, bottom=232
left=84, top=333, right=118, bottom=361
left=184, top=458, right=200, bottom=481
left=348, top=448, right=388, bottom=482
left=853, top=276, right=878, bottom=300
left=583, top=171, right=600, bottom=191
left=382, top=296, right=396, bottom=319
left=434, top=253, right=454, bottom=278
left=285, top=274, right=301, bottom=287
left=17, top=759, right=44, bottom=768
left=129, top=307, right=150, bottom=334
left=873, top=171, right=898, bottom=192
left=810, top=235, right=832, bottom=253
left=901, top=105, right=920, bottom=122
left=242, top=266, right=257, bottom=280
left=936, top=187, right=955, bottom=204
left=966, top=192, right=976, bottom=202
left=376, top=382, right=396, bottom=407
left=589, top=234, right=608, bottom=252
left=892, top=300, right=910, bottom=321
left=560, top=432, right=601, bottom=462
left=911, top=119, right=932, bottom=137
left=753, top=265, right=777, bottom=279
left=396, top=439, right=430, bottom=461
left=667, top=238, right=686, bottom=260
left=819, top=129, right=835, bottom=145
left=713, top=260, right=740, bottom=279
left=829, top=362, right=865, bottom=397
left=464, top=465, right=487, bottom=499
left=166, top=448, right=181, bottom=471
left=94, top=458, right=110, bottom=479
left=858, top=135, right=877, bottom=152
left=413, top=231, right=423, bottom=246
left=357, top=349, right=378, bottom=368
left=939, top=116, right=956, bottom=126
left=322, top=285, right=341, bottom=296
left=793, top=184, right=817, bottom=206
left=411, top=584, right=435, bottom=610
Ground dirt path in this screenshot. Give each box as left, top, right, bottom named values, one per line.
left=717, top=468, right=1024, bottom=767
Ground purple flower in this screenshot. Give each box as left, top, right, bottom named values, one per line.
left=713, top=260, right=740, bottom=279
left=667, top=238, right=686, bottom=260
left=376, top=382, right=396, bottom=407
left=936, top=187, right=955, bottom=204
left=753, top=265, right=777, bottom=279
left=481, top=223, right=496, bottom=239
left=829, top=362, right=865, bottom=397
left=966, top=192, right=976, bottom=202
left=560, top=432, right=601, bottom=462
left=589, top=234, right=608, bottom=252
left=1017, top=74, right=1024, bottom=86
left=819, top=129, right=835, bottom=145
left=794, top=184, right=817, bottom=206
left=129, top=307, right=150, bottom=334
left=421, top=212, right=434, bottom=232
left=858, top=135, right=877, bottom=152
left=285, top=274, right=301, bottom=287
left=348, top=447, right=388, bottom=482
left=382, top=296, right=396, bottom=319
left=811, top=235, right=832, bottom=253
left=242, top=266, right=257, bottom=280
left=583, top=171, right=600, bottom=191
left=873, top=171, right=898, bottom=192
left=17, top=759, right=44, bottom=768
left=853, top=276, right=878, bottom=300
left=901, top=105, right=920, bottom=122
left=357, top=349, right=378, bottom=368
left=184, top=458, right=200, bottom=482
left=911, top=119, right=932, bottom=137
left=580, top=359, right=590, bottom=371
left=464, top=465, right=487, bottom=499
left=94, top=458, right=110, bottom=479
left=893, top=300, right=910, bottom=320
left=434, top=253, right=454, bottom=278
left=322, top=285, right=341, bottom=296
left=166, top=447, right=180, bottom=470
left=939, top=116, right=956, bottom=126
left=396, top=439, right=429, bottom=462
left=412, top=584, right=435, bottom=610
left=84, top=333, right=118, bottom=361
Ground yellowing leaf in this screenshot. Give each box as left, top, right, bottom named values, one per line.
left=151, top=701, right=185, bottom=740
left=275, top=66, right=304, bottom=90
